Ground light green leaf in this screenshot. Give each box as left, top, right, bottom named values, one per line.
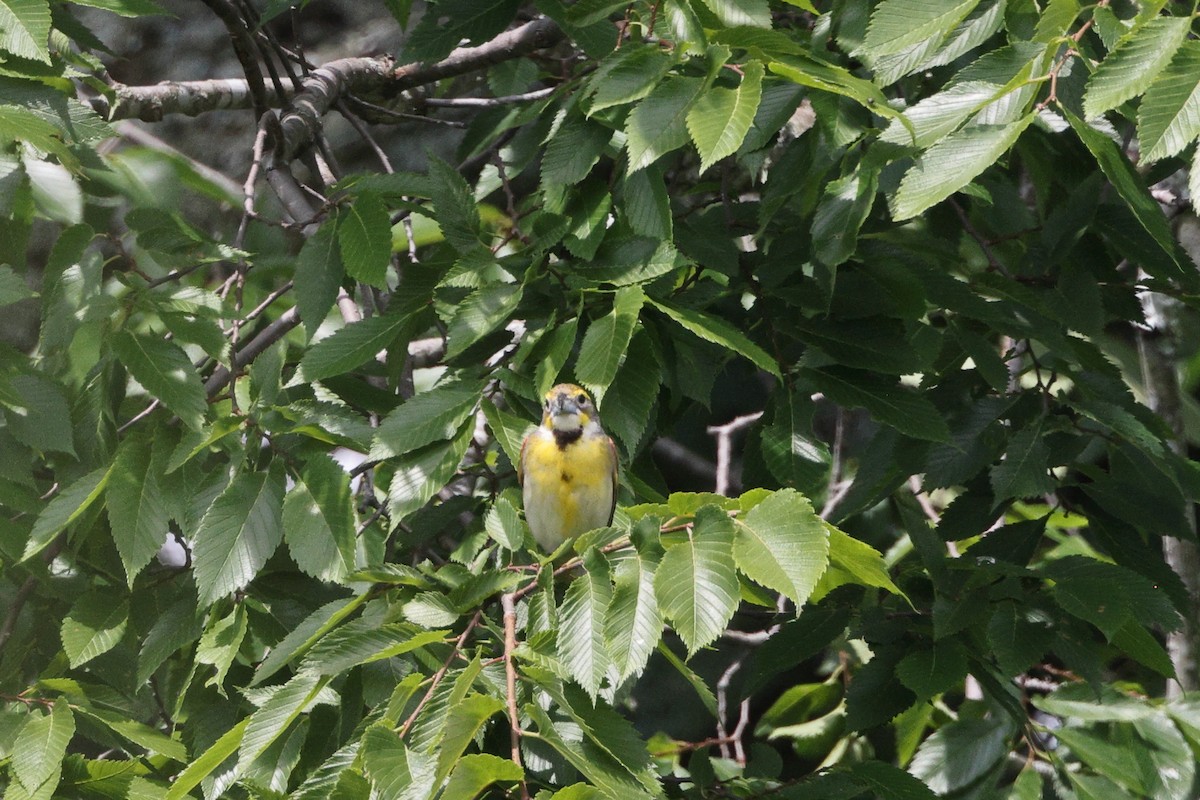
left=1083, top=16, right=1190, bottom=119
left=76, top=704, right=187, bottom=762
left=295, top=220, right=345, bottom=336
left=302, top=620, right=448, bottom=675
left=484, top=496, right=524, bottom=550
left=655, top=505, right=739, bottom=656
left=107, top=432, right=171, bottom=585
left=733, top=489, right=829, bottom=609
left=857, top=0, right=980, bottom=60
left=61, top=590, right=128, bottom=667
left=23, top=466, right=111, bottom=562
left=626, top=76, right=705, bottom=173
left=687, top=60, right=763, bottom=173
left=282, top=455, right=358, bottom=584
left=444, top=283, right=522, bottom=360
left=195, top=596, right=248, bottom=695
left=164, top=718, right=248, bottom=800
left=1031, top=0, right=1080, bottom=42
left=12, top=698, right=73, bottom=795
left=909, top=715, right=1012, bottom=794
left=362, top=724, right=437, bottom=799
left=299, top=312, right=411, bottom=382
left=249, top=595, right=370, bottom=687
left=893, top=114, right=1034, bottom=220
left=559, top=549, right=614, bottom=700
left=441, top=754, right=524, bottom=800
left=576, top=285, right=645, bottom=395
left=62, top=0, right=165, bottom=16
left=0, top=0, right=52, bottom=63
left=1138, top=40, right=1200, bottom=163
left=605, top=548, right=662, bottom=680
left=649, top=299, right=779, bottom=378
left=586, top=43, right=676, bottom=114
left=370, top=380, right=482, bottom=460
left=435, top=695, right=506, bottom=785
left=699, top=0, right=769, bottom=27
left=111, top=329, right=208, bottom=430
left=193, top=466, right=285, bottom=607
left=525, top=704, right=657, bottom=800
left=338, top=191, right=392, bottom=288
left=812, top=163, right=879, bottom=267
left=880, top=81, right=1005, bottom=148
left=824, top=523, right=906, bottom=598
left=482, top=398, right=531, bottom=470
left=387, top=420, right=474, bottom=522
left=238, top=670, right=327, bottom=772
left=26, top=159, right=81, bottom=223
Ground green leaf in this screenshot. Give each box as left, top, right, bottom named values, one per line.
left=1062, top=108, right=1187, bottom=283
left=857, top=0, right=980, bottom=60
left=164, top=718, right=248, bottom=800
left=441, top=754, right=523, bottom=800
left=26, top=159, right=81, bottom=223
left=282, top=455, right=358, bottom=584
left=428, top=155, right=484, bottom=253
left=559, top=549, right=614, bottom=700
left=986, top=602, right=1051, bottom=677
left=799, top=366, right=951, bottom=442
left=626, top=76, right=706, bottom=173
left=193, top=466, right=285, bottom=607
left=0, top=0, right=52, bottom=64
left=12, top=698, right=73, bottom=795
left=824, top=523, right=906, bottom=598
left=733, top=489, right=829, bottom=609
left=812, top=163, right=880, bottom=268
left=195, top=592, right=248, bottom=695
left=484, top=495, right=524, bottom=550
left=1, top=373, right=75, bottom=455
left=1137, top=40, right=1200, bottom=163
left=649, top=299, right=779, bottom=378
left=896, top=641, right=969, bottom=703
left=23, top=465, right=111, bottom=562
left=620, top=168, right=673, bottom=240
left=525, top=704, right=656, bottom=800
left=401, top=0, right=518, bottom=62
left=75, top=704, right=186, bottom=762
left=699, top=0, right=770, bottom=27
left=435, top=694, right=506, bottom=785
left=303, top=621, right=448, bottom=675
left=61, top=0, right=165, bottom=16
left=908, top=715, right=1012, bottom=794
left=111, top=329, right=208, bottom=430
left=655, top=505, right=739, bottom=656
left=61, top=590, right=128, bottom=667
left=586, top=43, right=676, bottom=114
left=605, top=547, right=663, bottom=681
left=0, top=264, right=34, bottom=306
left=238, top=670, right=327, bottom=772
left=299, top=312, right=411, bottom=382
left=601, top=330, right=662, bottom=454
left=892, top=115, right=1034, bottom=220
left=387, top=420, right=474, bottom=522
left=576, top=285, right=645, bottom=395
left=370, top=379, right=482, bottom=460
left=542, top=115, right=612, bottom=186
left=1083, top=16, right=1190, bottom=119
left=338, top=191, right=392, bottom=288
left=107, top=431, right=171, bottom=585
left=687, top=60, right=763, bottom=173
left=248, top=594, right=367, bottom=686
left=989, top=420, right=1055, bottom=501
left=444, top=283, right=522, bottom=360
left=482, top=397, right=531, bottom=469
left=880, top=81, right=1003, bottom=148
left=294, top=220, right=345, bottom=335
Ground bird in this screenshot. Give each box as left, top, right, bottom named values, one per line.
left=518, top=383, right=618, bottom=552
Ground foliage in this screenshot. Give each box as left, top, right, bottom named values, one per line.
left=2, top=0, right=1200, bottom=798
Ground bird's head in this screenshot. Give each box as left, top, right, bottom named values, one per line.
left=542, top=383, right=596, bottom=432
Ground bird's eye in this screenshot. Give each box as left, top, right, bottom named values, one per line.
left=577, top=393, right=588, bottom=405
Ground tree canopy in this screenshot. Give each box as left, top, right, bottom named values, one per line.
left=3, top=0, right=1200, bottom=798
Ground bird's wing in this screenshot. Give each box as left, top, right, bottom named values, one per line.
left=517, top=429, right=531, bottom=487
left=606, top=435, right=618, bottom=525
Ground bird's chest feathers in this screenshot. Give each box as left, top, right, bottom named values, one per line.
left=525, top=434, right=609, bottom=495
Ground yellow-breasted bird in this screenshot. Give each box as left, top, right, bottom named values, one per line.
left=518, top=383, right=618, bottom=552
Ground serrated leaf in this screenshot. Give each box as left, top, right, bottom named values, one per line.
left=295, top=220, right=345, bottom=336
left=164, top=718, right=248, bottom=800
left=444, top=283, right=522, bottom=360
left=387, top=420, right=474, bottom=522
left=338, top=191, right=392, bottom=288
left=1138, top=40, right=1200, bottom=163
left=0, top=0, right=52, bottom=64
left=989, top=420, right=1055, bottom=501
left=303, top=620, right=448, bottom=675
left=909, top=716, right=1012, bottom=795
left=626, top=76, right=706, bottom=173
left=986, top=603, right=1051, bottom=677
left=880, top=81, right=1003, bottom=148
left=26, top=159, right=81, bottom=223
left=605, top=549, right=662, bottom=681
left=812, top=163, right=880, bottom=268
left=12, top=698, right=73, bottom=795
left=107, top=431, right=171, bottom=584
left=482, top=398, right=531, bottom=469
left=655, top=505, right=739, bottom=656
left=370, top=380, right=481, bottom=460
left=558, top=550, right=614, bottom=700
left=401, top=0, right=517, bottom=62
left=485, top=496, right=524, bottom=549
left=576, top=285, right=644, bottom=394
left=601, top=330, right=661, bottom=454
left=586, top=43, right=676, bottom=114
left=1, top=373, right=75, bottom=455
left=620, top=168, right=673, bottom=240
left=799, top=366, right=951, bottom=442
left=282, top=455, right=357, bottom=584
left=299, top=313, right=411, bottom=382
left=895, top=641, right=969, bottom=702
left=435, top=694, right=506, bottom=785
left=858, top=0, right=980, bottom=60
left=650, top=299, right=779, bottom=378
left=238, top=670, right=327, bottom=772
left=428, top=155, right=484, bottom=252
left=441, top=754, right=524, bottom=800
left=542, top=115, right=611, bottom=187
left=112, top=329, right=208, bottom=429
left=1083, top=16, right=1190, bottom=119
left=733, top=489, right=829, bottom=609
left=23, top=465, right=111, bottom=562
left=893, top=115, right=1034, bottom=220
left=687, top=61, right=763, bottom=173
left=525, top=704, right=655, bottom=800
left=193, top=467, right=285, bottom=607
left=61, top=590, right=129, bottom=667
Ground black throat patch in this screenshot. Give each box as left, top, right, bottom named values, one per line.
left=553, top=428, right=583, bottom=449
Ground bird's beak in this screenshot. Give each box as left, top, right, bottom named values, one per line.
left=550, top=394, right=579, bottom=417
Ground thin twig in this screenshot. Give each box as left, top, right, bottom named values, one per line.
left=398, top=611, right=483, bottom=738
left=501, top=593, right=530, bottom=799
left=707, top=412, right=764, bottom=495
left=422, top=86, right=556, bottom=107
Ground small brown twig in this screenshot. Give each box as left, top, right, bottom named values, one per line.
left=398, top=611, right=483, bottom=739
left=501, top=592, right=530, bottom=800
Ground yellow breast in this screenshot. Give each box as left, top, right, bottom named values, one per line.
left=521, top=429, right=615, bottom=551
